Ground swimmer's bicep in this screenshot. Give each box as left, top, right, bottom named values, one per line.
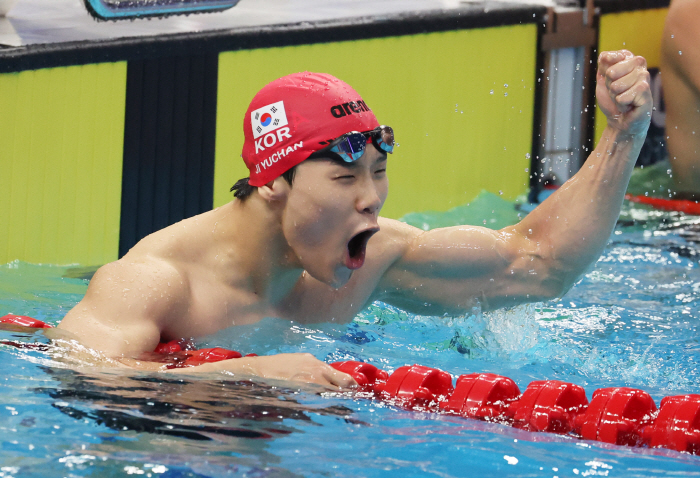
left=375, top=224, right=543, bottom=309
left=383, top=225, right=517, bottom=279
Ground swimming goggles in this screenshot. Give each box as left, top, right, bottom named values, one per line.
left=310, top=125, right=394, bottom=163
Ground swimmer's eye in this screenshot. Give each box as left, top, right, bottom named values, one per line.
left=374, top=169, right=387, bottom=175
left=334, top=174, right=356, bottom=181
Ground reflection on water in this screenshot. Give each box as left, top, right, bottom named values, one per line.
left=39, top=368, right=355, bottom=442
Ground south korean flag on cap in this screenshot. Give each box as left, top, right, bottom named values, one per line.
left=251, top=101, right=288, bottom=139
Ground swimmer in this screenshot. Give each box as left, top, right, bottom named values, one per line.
left=58, top=50, right=652, bottom=389
left=661, top=0, right=700, bottom=197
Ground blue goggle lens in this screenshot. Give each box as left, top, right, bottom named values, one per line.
left=327, top=126, right=394, bottom=163
left=329, top=133, right=367, bottom=162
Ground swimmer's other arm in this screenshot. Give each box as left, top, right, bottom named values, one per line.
left=374, top=50, right=652, bottom=312
left=58, top=259, right=354, bottom=389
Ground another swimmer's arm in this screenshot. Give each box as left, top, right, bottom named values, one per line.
left=663, top=1, right=700, bottom=96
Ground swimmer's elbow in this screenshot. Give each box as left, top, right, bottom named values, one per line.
left=536, top=257, right=584, bottom=301
left=538, top=274, right=574, bottom=301
left=511, top=244, right=575, bottom=301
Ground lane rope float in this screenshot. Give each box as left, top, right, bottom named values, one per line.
left=625, top=194, right=700, bottom=215
left=3, top=313, right=699, bottom=455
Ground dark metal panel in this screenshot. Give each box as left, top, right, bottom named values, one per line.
left=594, top=0, right=669, bottom=14
left=119, top=54, right=217, bottom=257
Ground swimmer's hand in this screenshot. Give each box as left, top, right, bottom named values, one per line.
left=597, top=50, right=653, bottom=137
left=168, top=353, right=358, bottom=390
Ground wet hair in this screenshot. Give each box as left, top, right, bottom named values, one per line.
left=230, top=166, right=297, bottom=201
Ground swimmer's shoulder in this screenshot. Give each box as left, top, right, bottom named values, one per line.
left=87, top=253, right=191, bottom=312
left=59, top=254, right=191, bottom=354
left=371, top=217, right=423, bottom=264
left=126, top=206, right=224, bottom=263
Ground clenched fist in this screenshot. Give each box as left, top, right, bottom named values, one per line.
left=596, top=50, right=653, bottom=137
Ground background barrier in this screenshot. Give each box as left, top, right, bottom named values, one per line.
left=214, top=26, right=538, bottom=218
left=0, top=0, right=672, bottom=266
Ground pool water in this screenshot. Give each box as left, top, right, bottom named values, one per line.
left=2, top=196, right=700, bottom=477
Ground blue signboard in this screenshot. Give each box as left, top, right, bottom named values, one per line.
left=83, top=0, right=240, bottom=20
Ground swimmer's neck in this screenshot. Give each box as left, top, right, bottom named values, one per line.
left=213, top=193, right=304, bottom=304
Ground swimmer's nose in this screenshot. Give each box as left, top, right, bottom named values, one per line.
left=357, top=180, right=382, bottom=215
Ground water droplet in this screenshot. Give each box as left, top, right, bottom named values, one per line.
left=504, top=92, right=508, bottom=97
left=575, top=63, right=580, bottom=71
left=679, top=51, right=683, bottom=55
left=490, top=89, right=494, bottom=95
left=671, top=34, right=674, bottom=38
left=525, top=153, right=531, bottom=159
left=499, top=190, right=503, bottom=195
left=504, top=83, right=508, bottom=88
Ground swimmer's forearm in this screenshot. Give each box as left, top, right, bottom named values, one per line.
left=164, top=358, right=257, bottom=375
left=518, top=126, right=643, bottom=287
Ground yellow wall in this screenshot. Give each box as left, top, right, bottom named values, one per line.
left=594, top=8, right=669, bottom=143
left=0, top=62, right=127, bottom=265
left=215, top=25, right=538, bottom=218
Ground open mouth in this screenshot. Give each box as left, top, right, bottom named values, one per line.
left=346, top=229, right=378, bottom=270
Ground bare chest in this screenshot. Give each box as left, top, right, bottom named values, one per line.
left=162, top=274, right=376, bottom=341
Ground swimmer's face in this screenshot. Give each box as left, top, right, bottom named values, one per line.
left=280, top=144, right=388, bottom=288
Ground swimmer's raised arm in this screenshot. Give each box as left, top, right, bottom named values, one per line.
left=374, top=50, right=652, bottom=312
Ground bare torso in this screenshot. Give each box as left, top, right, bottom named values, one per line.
left=148, top=205, right=403, bottom=339
left=59, top=200, right=414, bottom=355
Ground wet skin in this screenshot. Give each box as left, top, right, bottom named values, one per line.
left=661, top=0, right=700, bottom=196
left=59, top=50, right=653, bottom=389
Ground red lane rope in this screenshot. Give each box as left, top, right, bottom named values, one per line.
left=3, top=314, right=699, bottom=454
left=625, top=194, right=700, bottom=215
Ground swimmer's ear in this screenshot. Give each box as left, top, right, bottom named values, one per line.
left=257, top=177, right=290, bottom=203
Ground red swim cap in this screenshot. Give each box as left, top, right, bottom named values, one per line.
left=241, top=72, right=380, bottom=187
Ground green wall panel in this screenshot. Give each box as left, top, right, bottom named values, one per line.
left=215, top=25, right=538, bottom=218
left=0, top=62, right=127, bottom=265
